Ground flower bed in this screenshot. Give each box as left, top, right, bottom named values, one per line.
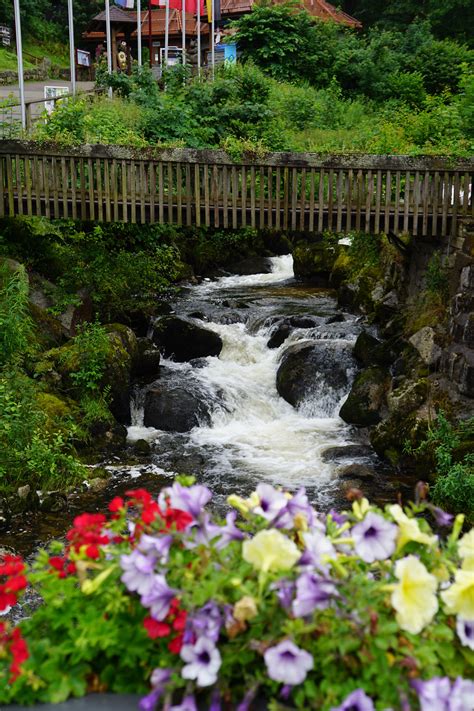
left=1, top=479, right=473, bottom=710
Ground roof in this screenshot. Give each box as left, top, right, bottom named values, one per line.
left=220, top=0, right=361, bottom=27
left=92, top=6, right=137, bottom=24
left=84, top=9, right=208, bottom=39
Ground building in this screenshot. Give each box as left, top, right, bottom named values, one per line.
left=82, top=0, right=360, bottom=69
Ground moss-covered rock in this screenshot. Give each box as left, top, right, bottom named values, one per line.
left=330, top=250, right=352, bottom=288
left=353, top=331, right=393, bottom=367
left=339, top=366, right=391, bottom=426
left=370, top=409, right=430, bottom=469
left=387, top=379, right=428, bottom=417
left=292, top=239, right=339, bottom=285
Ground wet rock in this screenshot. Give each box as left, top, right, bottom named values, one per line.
left=321, top=444, right=373, bottom=462
left=153, top=317, right=222, bottom=362
left=188, top=311, right=206, bottom=320
left=9, top=485, right=40, bottom=514
left=88, top=477, right=109, bottom=492
left=336, top=464, right=376, bottom=480
left=40, top=492, right=68, bottom=513
left=341, top=479, right=364, bottom=494
left=326, top=313, right=345, bottom=324
left=219, top=311, right=243, bottom=325
left=339, top=367, right=390, bottom=427
left=134, top=338, right=161, bottom=380
left=276, top=342, right=350, bottom=408
left=103, top=325, right=138, bottom=424
left=231, top=256, right=272, bottom=275
left=353, top=331, right=392, bottom=367
left=144, top=384, right=211, bottom=432
left=409, top=327, right=442, bottom=367
left=189, top=358, right=209, bottom=369
left=134, top=439, right=152, bottom=456
left=267, top=324, right=292, bottom=349
left=0, top=497, right=11, bottom=532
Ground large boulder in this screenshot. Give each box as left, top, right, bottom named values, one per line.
left=409, top=327, right=442, bottom=367
left=103, top=325, right=139, bottom=423
left=134, top=337, right=161, bottom=380
left=353, top=331, right=393, bottom=367
left=276, top=342, right=351, bottom=409
left=230, top=256, right=272, bottom=275
left=339, top=366, right=390, bottom=426
left=292, top=240, right=339, bottom=285
left=153, top=317, right=222, bottom=362
left=144, top=384, right=211, bottom=432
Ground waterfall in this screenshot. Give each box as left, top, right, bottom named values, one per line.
left=125, top=255, right=368, bottom=508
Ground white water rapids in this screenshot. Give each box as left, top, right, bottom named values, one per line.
left=125, top=255, right=377, bottom=508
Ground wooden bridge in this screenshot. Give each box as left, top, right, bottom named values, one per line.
left=0, top=141, right=472, bottom=236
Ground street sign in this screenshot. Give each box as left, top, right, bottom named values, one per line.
left=44, top=86, right=69, bottom=115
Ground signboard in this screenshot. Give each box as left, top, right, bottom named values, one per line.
left=44, top=86, right=69, bottom=115
left=76, top=49, right=91, bottom=67
left=160, top=46, right=183, bottom=67
left=0, top=26, right=11, bottom=47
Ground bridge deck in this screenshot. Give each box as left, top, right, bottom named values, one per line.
left=0, top=142, right=472, bottom=236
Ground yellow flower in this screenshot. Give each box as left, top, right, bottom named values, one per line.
left=233, top=595, right=258, bottom=622
left=388, top=504, right=437, bottom=551
left=242, top=529, right=300, bottom=573
left=352, top=498, right=370, bottom=520
left=391, top=555, right=438, bottom=634
left=227, top=493, right=258, bottom=516
left=441, top=569, right=474, bottom=618
left=458, top=529, right=474, bottom=571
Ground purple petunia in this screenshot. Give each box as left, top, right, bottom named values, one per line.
left=330, top=689, right=375, bottom=711
left=412, top=676, right=474, bottom=711
left=236, top=686, right=259, bottom=711
left=264, top=640, right=313, bottom=685
left=186, top=601, right=222, bottom=643
left=120, top=550, right=156, bottom=596
left=140, top=574, right=176, bottom=621
left=169, top=696, right=198, bottom=711
left=180, top=636, right=222, bottom=687
left=253, top=483, right=288, bottom=521
left=215, top=511, right=245, bottom=549
left=161, top=483, right=212, bottom=519
left=351, top=512, right=397, bottom=563
left=273, top=487, right=320, bottom=530
left=427, top=504, right=454, bottom=527
left=271, top=579, right=295, bottom=611
left=139, top=669, right=172, bottom=711
left=456, top=618, right=474, bottom=651
left=138, top=534, right=173, bottom=564
left=299, top=529, right=336, bottom=569
left=292, top=571, right=336, bottom=617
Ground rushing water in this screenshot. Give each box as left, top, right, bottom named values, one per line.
left=125, top=254, right=395, bottom=511
left=2, top=254, right=402, bottom=557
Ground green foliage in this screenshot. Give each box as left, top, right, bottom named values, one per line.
left=409, top=412, right=474, bottom=517
left=62, top=321, right=111, bottom=393
left=0, top=369, right=85, bottom=493
left=0, top=262, right=34, bottom=367
left=426, top=251, right=449, bottom=299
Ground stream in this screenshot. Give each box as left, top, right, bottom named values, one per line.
left=1, top=254, right=405, bottom=558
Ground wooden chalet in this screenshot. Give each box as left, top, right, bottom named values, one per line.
left=82, top=0, right=360, bottom=68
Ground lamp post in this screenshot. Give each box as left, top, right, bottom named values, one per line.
left=105, top=0, right=113, bottom=97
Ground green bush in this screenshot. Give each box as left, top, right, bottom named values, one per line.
left=0, top=262, right=34, bottom=367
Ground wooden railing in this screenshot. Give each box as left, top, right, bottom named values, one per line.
left=0, top=142, right=472, bottom=236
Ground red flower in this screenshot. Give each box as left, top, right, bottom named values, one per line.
left=168, top=632, right=184, bottom=655
left=8, top=628, right=29, bottom=681
left=143, top=617, right=171, bottom=639
left=163, top=508, right=193, bottom=531
left=0, top=556, right=25, bottom=577
left=0, top=591, right=18, bottom=613
left=4, top=575, right=28, bottom=593
left=109, top=496, right=124, bottom=513
left=66, top=512, right=109, bottom=553
left=172, top=609, right=187, bottom=631
left=85, top=544, right=100, bottom=560
left=48, top=556, right=76, bottom=578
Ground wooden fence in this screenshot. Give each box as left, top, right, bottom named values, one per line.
left=0, top=141, right=472, bottom=236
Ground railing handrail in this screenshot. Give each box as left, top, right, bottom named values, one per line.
left=0, top=140, right=472, bottom=171
left=0, top=90, right=99, bottom=112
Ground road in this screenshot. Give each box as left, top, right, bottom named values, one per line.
left=0, top=80, right=95, bottom=104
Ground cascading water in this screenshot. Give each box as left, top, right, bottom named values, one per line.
left=125, top=254, right=382, bottom=510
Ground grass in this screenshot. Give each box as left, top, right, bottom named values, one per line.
left=0, top=41, right=69, bottom=73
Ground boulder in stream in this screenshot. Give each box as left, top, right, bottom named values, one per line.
left=134, top=337, right=161, bottom=380
left=276, top=342, right=350, bottom=408
left=339, top=366, right=390, bottom=426
left=153, top=317, right=222, bottom=362
left=144, top=384, right=211, bottom=432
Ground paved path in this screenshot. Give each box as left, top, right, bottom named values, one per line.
left=0, top=80, right=95, bottom=104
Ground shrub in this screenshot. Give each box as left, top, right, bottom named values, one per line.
left=0, top=262, right=34, bottom=367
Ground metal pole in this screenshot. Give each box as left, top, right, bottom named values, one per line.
left=13, top=0, right=26, bottom=130
left=164, top=0, right=169, bottom=66
left=181, top=0, right=186, bottom=66
left=67, top=0, right=76, bottom=95
left=137, top=0, right=142, bottom=66
left=148, top=0, right=152, bottom=67
left=105, top=0, right=113, bottom=97
left=197, top=0, right=200, bottom=75
left=211, top=0, right=214, bottom=78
